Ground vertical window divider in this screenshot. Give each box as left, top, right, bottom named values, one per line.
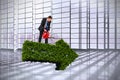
left=7, top=1, right=8, bottom=49
left=88, top=0, right=90, bottom=49
left=115, top=0, right=117, bottom=49
left=96, top=0, right=98, bottom=49
left=104, top=0, right=106, bottom=49
left=107, top=0, right=109, bottom=49
left=87, top=0, right=88, bottom=49
left=43, top=0, right=44, bottom=17
left=51, top=0, right=53, bottom=38
left=32, top=0, right=35, bottom=42
left=69, top=0, right=71, bottom=47
left=79, top=0, right=81, bottom=49
left=0, top=0, right=2, bottom=48
left=61, top=0, right=62, bottom=39
left=25, top=0, right=26, bottom=41
left=14, top=0, right=18, bottom=52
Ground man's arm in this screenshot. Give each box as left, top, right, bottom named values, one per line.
left=38, top=18, right=45, bottom=31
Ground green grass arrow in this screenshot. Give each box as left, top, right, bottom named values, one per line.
left=22, top=39, right=78, bottom=70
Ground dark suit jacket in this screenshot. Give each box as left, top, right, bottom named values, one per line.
left=38, top=18, right=51, bottom=31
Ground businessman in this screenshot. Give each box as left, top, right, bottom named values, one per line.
left=38, top=16, right=52, bottom=43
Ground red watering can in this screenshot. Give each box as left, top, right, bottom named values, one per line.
left=42, top=31, right=49, bottom=39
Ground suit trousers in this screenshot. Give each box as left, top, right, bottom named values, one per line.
left=38, top=30, right=48, bottom=44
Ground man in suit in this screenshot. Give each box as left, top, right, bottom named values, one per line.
left=38, top=16, right=52, bottom=43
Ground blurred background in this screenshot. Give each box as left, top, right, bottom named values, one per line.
left=0, top=0, right=120, bottom=80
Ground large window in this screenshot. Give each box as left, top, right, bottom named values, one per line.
left=52, top=0, right=71, bottom=47
left=18, top=0, right=33, bottom=48
left=0, top=0, right=120, bottom=50
left=80, top=0, right=120, bottom=49
left=0, top=0, right=14, bottom=49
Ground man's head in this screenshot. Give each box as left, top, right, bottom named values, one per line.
left=47, top=16, right=52, bottom=22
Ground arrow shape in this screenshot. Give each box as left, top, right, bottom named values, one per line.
left=22, top=39, right=78, bottom=70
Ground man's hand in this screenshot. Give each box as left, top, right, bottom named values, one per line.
left=44, top=29, right=47, bottom=32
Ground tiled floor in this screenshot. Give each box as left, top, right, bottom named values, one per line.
left=0, top=49, right=120, bottom=80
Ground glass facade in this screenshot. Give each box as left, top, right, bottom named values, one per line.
left=0, top=0, right=14, bottom=49
left=0, top=0, right=120, bottom=50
